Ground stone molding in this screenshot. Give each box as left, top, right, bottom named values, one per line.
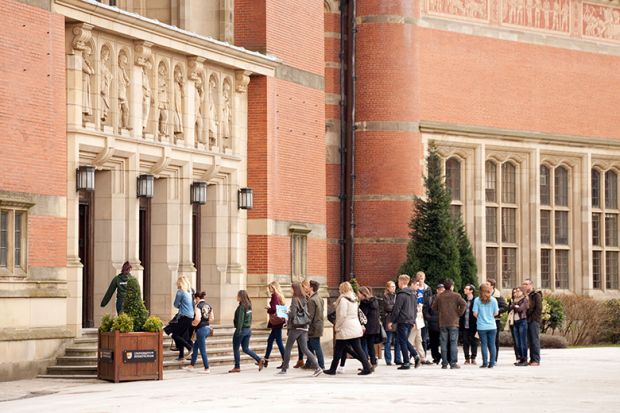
left=247, top=219, right=327, bottom=239
left=274, top=64, right=325, bottom=91
left=0, top=327, right=74, bottom=342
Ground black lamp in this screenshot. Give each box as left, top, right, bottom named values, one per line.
left=191, top=182, right=208, bottom=205
left=137, top=174, right=154, bottom=198
left=76, top=165, right=95, bottom=192
left=238, top=187, right=253, bottom=209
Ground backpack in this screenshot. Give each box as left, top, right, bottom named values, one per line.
left=290, top=298, right=310, bottom=328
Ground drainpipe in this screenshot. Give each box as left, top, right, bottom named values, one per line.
left=338, top=0, right=347, bottom=282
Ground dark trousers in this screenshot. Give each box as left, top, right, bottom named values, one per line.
left=440, top=326, right=459, bottom=366
left=513, top=319, right=528, bottom=362
left=307, top=337, right=325, bottom=369
left=361, top=334, right=378, bottom=365
left=384, top=330, right=402, bottom=364
left=494, top=320, right=502, bottom=362
left=264, top=328, right=285, bottom=359
left=428, top=328, right=441, bottom=363
left=462, top=328, right=478, bottom=360
left=397, top=323, right=418, bottom=365
left=338, top=344, right=363, bottom=367
left=528, top=320, right=541, bottom=363
left=232, top=328, right=261, bottom=368
left=281, top=329, right=318, bottom=371
left=510, top=325, right=519, bottom=360
left=328, top=338, right=371, bottom=373
left=172, top=315, right=193, bottom=358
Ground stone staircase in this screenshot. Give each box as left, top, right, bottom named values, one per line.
left=38, top=326, right=296, bottom=379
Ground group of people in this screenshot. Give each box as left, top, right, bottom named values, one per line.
left=103, top=262, right=543, bottom=375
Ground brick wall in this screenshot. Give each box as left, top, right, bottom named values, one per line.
left=0, top=0, right=67, bottom=269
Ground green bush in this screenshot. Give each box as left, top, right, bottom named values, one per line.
left=111, top=312, right=134, bottom=333
left=142, top=315, right=164, bottom=333
left=99, top=314, right=115, bottom=333
left=349, top=277, right=360, bottom=294
left=121, top=277, right=149, bottom=332
left=602, top=299, right=620, bottom=344
left=542, top=296, right=564, bottom=334
left=500, top=311, right=508, bottom=331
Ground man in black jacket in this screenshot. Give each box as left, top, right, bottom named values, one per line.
left=523, top=278, right=543, bottom=366
left=459, top=284, right=478, bottom=365
left=424, top=283, right=444, bottom=364
left=387, top=274, right=420, bottom=370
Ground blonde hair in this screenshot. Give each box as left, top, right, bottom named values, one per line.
left=415, top=271, right=425, bottom=282
left=176, top=275, right=190, bottom=292
left=268, top=281, right=285, bottom=303
left=398, top=274, right=411, bottom=286
left=385, top=280, right=395, bottom=293
left=339, top=281, right=353, bottom=295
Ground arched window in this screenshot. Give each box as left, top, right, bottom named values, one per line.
left=540, top=164, right=570, bottom=290
left=445, top=157, right=462, bottom=218
left=593, top=167, right=619, bottom=290
left=486, top=160, right=518, bottom=289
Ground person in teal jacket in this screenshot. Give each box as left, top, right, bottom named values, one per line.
left=100, top=261, right=132, bottom=313
left=229, top=290, right=265, bottom=373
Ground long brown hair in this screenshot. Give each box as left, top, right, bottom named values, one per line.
left=358, top=286, right=372, bottom=300
left=237, top=290, right=252, bottom=310
left=479, top=283, right=492, bottom=304
left=291, top=281, right=306, bottom=299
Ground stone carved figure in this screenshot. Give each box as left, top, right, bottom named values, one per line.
left=142, top=60, right=153, bottom=133
left=81, top=48, right=94, bottom=116
left=534, top=0, right=542, bottom=27
left=157, top=62, right=169, bottom=137
left=117, top=52, right=131, bottom=130
left=222, top=81, right=232, bottom=148
left=100, top=46, right=113, bottom=122
left=208, top=76, right=218, bottom=147
left=173, top=66, right=184, bottom=138
left=195, top=76, right=205, bottom=145
left=543, top=0, right=550, bottom=29
left=584, top=4, right=620, bottom=40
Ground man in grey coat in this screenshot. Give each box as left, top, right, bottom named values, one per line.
left=306, top=280, right=325, bottom=369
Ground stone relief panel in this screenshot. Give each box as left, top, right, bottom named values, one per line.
left=583, top=2, right=620, bottom=41
left=81, top=41, right=95, bottom=120
left=502, top=0, right=570, bottom=32
left=173, top=64, right=185, bottom=141
left=99, top=44, right=113, bottom=125
left=157, top=60, right=170, bottom=139
left=117, top=49, right=131, bottom=131
left=427, top=0, right=490, bottom=21
left=222, top=77, right=233, bottom=150
left=208, top=73, right=220, bottom=149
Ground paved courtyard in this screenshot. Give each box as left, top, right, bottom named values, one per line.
left=1, top=347, right=619, bottom=413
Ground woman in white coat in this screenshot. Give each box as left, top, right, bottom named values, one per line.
left=323, top=281, right=373, bottom=375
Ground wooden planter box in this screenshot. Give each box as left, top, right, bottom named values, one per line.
left=97, top=331, right=164, bottom=383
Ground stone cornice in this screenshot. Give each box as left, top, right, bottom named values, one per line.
left=53, top=0, right=279, bottom=77
left=419, top=120, right=620, bottom=149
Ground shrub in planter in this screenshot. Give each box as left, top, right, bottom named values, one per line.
left=142, top=316, right=164, bottom=333
left=111, top=312, right=134, bottom=333
left=99, top=314, right=115, bottom=333
left=121, top=277, right=149, bottom=332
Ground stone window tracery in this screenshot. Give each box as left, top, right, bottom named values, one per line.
left=592, top=167, right=619, bottom=290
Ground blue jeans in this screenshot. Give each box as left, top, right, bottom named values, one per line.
left=191, top=326, right=211, bottom=369
left=440, top=326, right=459, bottom=366
left=232, top=328, right=261, bottom=368
left=397, top=323, right=418, bottom=365
left=479, top=329, right=497, bottom=367
left=528, top=320, right=541, bottom=363
left=307, top=337, right=325, bottom=369
left=384, top=330, right=402, bottom=364
left=264, top=328, right=285, bottom=359
left=513, top=319, right=528, bottom=362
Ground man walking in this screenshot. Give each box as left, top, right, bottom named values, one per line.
left=523, top=278, right=542, bottom=366
left=432, top=279, right=466, bottom=369
left=387, top=274, right=420, bottom=370
left=306, top=280, right=325, bottom=369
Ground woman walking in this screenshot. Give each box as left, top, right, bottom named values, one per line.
left=230, top=290, right=265, bottom=373
left=263, top=281, right=286, bottom=368
left=172, top=276, right=194, bottom=360
left=358, top=286, right=381, bottom=368
left=277, top=282, right=322, bottom=376
left=383, top=281, right=402, bottom=365
left=323, top=281, right=373, bottom=376
left=509, top=286, right=529, bottom=366
left=473, top=283, right=499, bottom=368
left=184, top=291, right=213, bottom=373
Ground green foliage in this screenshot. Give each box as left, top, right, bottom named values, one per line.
left=121, top=277, right=149, bottom=332
left=142, top=315, right=164, bottom=333
left=111, top=312, right=134, bottom=333
left=500, top=311, right=509, bottom=331
left=541, top=296, right=565, bottom=334
left=454, top=214, right=478, bottom=289
left=399, top=142, right=461, bottom=290
left=349, top=277, right=360, bottom=294
left=99, top=314, right=115, bottom=333
left=602, top=299, right=620, bottom=344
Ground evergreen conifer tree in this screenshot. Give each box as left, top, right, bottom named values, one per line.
left=121, top=277, right=149, bottom=332
left=399, top=142, right=461, bottom=290
left=454, top=214, right=478, bottom=289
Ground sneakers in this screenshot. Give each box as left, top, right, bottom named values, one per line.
left=336, top=366, right=345, bottom=374
left=293, top=360, right=305, bottom=369
left=313, top=368, right=323, bottom=377
left=182, top=365, right=194, bottom=371
left=479, top=364, right=488, bottom=368
left=228, top=368, right=241, bottom=373
left=488, top=364, right=495, bottom=369
left=276, top=369, right=287, bottom=375
left=258, top=358, right=265, bottom=371
left=397, top=364, right=410, bottom=370
left=200, top=369, right=210, bottom=374
left=450, top=364, right=461, bottom=369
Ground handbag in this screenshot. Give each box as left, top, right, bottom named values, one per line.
left=291, top=298, right=310, bottom=328
left=378, top=323, right=387, bottom=344
left=269, top=312, right=285, bottom=327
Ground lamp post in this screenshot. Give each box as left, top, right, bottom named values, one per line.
left=76, top=165, right=95, bottom=192
left=137, top=174, right=154, bottom=198
left=190, top=182, right=208, bottom=205
left=238, top=187, right=253, bottom=209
